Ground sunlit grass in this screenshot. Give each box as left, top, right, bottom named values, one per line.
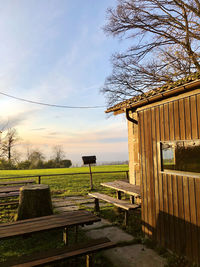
left=0, top=165, right=128, bottom=266
left=0, top=164, right=128, bottom=177
left=0, top=165, right=129, bottom=197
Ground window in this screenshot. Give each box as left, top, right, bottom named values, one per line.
left=161, top=140, right=200, bottom=173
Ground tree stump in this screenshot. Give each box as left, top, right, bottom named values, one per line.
left=16, top=184, right=53, bottom=221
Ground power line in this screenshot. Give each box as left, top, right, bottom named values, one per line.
left=0, top=91, right=106, bottom=109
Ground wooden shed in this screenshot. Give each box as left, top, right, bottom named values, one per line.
left=106, top=73, right=200, bottom=263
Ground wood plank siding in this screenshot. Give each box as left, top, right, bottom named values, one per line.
left=137, top=92, right=200, bottom=263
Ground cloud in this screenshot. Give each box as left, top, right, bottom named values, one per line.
left=31, top=128, right=46, bottom=131
left=0, top=110, right=37, bottom=130
left=26, top=122, right=127, bottom=146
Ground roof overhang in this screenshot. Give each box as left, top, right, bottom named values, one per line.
left=105, top=79, right=200, bottom=115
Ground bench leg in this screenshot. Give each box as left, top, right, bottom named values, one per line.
left=124, top=211, right=129, bottom=226
left=75, top=225, right=78, bottom=242
left=63, top=227, right=68, bottom=245
left=86, top=254, right=93, bottom=267
left=94, top=198, right=100, bottom=212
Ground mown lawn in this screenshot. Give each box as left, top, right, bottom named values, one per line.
left=0, top=165, right=129, bottom=197
left=0, top=164, right=128, bottom=177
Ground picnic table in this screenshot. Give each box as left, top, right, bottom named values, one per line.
left=89, top=180, right=141, bottom=225
left=0, top=211, right=109, bottom=267
left=0, top=210, right=100, bottom=243
left=101, top=180, right=140, bottom=203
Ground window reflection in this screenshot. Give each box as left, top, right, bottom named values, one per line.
left=161, top=140, right=200, bottom=173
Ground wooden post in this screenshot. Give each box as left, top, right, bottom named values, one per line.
left=86, top=254, right=93, bottom=267
left=63, top=227, right=68, bottom=245
left=94, top=198, right=100, bottom=212
left=124, top=211, right=128, bottom=226
left=89, top=164, right=93, bottom=190
left=38, top=176, right=41, bottom=184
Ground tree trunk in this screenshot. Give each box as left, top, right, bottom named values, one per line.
left=16, top=184, right=53, bottom=221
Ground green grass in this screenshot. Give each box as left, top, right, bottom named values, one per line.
left=0, top=165, right=128, bottom=266
left=0, top=165, right=129, bottom=197
left=0, top=164, right=128, bottom=177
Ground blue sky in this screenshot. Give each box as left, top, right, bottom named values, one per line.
left=0, top=0, right=129, bottom=165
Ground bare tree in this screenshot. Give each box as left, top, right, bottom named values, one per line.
left=102, top=0, right=200, bottom=106
left=52, top=145, right=65, bottom=163
left=1, top=128, right=20, bottom=161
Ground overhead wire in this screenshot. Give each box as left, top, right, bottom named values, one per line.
left=0, top=91, right=106, bottom=109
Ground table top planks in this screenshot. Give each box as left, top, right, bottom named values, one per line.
left=0, top=186, right=22, bottom=193
left=0, top=210, right=100, bottom=240
left=101, top=180, right=141, bottom=197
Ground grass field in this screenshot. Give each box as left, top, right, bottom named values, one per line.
left=0, top=165, right=129, bottom=197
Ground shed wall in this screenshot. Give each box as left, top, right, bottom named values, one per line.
left=137, top=91, right=200, bottom=263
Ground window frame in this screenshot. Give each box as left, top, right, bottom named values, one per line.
left=159, top=139, right=200, bottom=178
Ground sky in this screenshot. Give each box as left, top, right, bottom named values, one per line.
left=0, top=0, right=130, bottom=166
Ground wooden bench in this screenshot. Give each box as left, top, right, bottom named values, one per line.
left=0, top=191, right=19, bottom=199
left=0, top=185, right=21, bottom=193
left=1, top=237, right=115, bottom=267
left=89, top=192, right=140, bottom=225
left=0, top=179, right=35, bottom=186
left=0, top=181, right=35, bottom=203
left=0, top=200, right=19, bottom=207
left=0, top=186, right=20, bottom=204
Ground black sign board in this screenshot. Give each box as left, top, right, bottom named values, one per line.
left=82, top=156, right=96, bottom=165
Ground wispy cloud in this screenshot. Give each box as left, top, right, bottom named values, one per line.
left=0, top=110, right=37, bottom=130
left=31, top=128, right=46, bottom=131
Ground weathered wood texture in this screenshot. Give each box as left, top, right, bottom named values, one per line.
left=0, top=191, right=19, bottom=199
left=89, top=192, right=140, bottom=211
left=137, top=92, right=200, bottom=263
left=0, top=201, right=18, bottom=207
left=0, top=210, right=100, bottom=240
left=101, top=180, right=140, bottom=197
left=0, top=186, right=21, bottom=193
left=1, top=238, right=115, bottom=267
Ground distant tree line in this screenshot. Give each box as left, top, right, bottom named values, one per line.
left=98, top=160, right=129, bottom=166
left=0, top=128, right=72, bottom=170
